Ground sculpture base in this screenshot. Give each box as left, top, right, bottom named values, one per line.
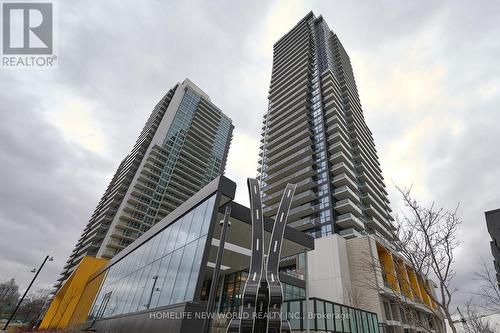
left=225, top=318, right=291, bottom=333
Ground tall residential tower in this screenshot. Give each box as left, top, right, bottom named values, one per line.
left=258, top=13, right=444, bottom=332
left=258, top=12, right=395, bottom=241
left=57, top=79, right=233, bottom=289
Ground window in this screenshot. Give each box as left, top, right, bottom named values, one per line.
left=325, top=302, right=334, bottom=331
left=349, top=308, right=357, bottom=333
left=271, top=301, right=380, bottom=333
left=383, top=302, right=391, bottom=320
left=170, top=240, right=198, bottom=304
left=341, top=306, right=351, bottom=332
left=316, top=300, right=326, bottom=330
left=400, top=308, right=407, bottom=324
left=390, top=302, right=399, bottom=322
left=288, top=301, right=301, bottom=329
left=356, top=310, right=363, bottom=333
left=156, top=247, right=183, bottom=306
left=88, top=194, right=216, bottom=319
left=335, top=304, right=343, bottom=331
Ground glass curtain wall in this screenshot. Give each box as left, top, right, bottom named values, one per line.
left=88, top=194, right=216, bottom=319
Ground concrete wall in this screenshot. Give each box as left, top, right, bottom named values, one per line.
left=306, top=233, right=444, bottom=331
left=345, top=235, right=385, bottom=321
left=306, top=234, right=352, bottom=305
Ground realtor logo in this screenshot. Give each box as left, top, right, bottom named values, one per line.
left=2, top=1, right=56, bottom=67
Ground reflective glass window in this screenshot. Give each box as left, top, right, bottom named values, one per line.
left=121, top=269, right=139, bottom=314
left=308, top=299, right=315, bottom=330
left=350, top=308, right=357, bottom=333
left=334, top=304, right=343, bottom=331
left=138, top=239, right=154, bottom=270
left=288, top=300, right=301, bottom=329
left=151, top=254, right=172, bottom=308
left=361, top=312, right=368, bottom=333
left=184, top=236, right=207, bottom=301
left=316, top=300, right=325, bottom=330
left=325, top=302, right=334, bottom=331
left=170, top=240, right=198, bottom=304
left=356, top=310, right=363, bottom=332
left=137, top=263, right=156, bottom=311
left=174, top=213, right=194, bottom=249
left=200, top=196, right=216, bottom=236
left=88, top=194, right=216, bottom=318
left=157, top=227, right=171, bottom=258
left=109, top=277, right=125, bottom=316
left=157, top=247, right=184, bottom=306
left=373, top=313, right=380, bottom=333
left=187, top=202, right=207, bottom=242
left=164, top=218, right=181, bottom=254
left=129, top=266, right=148, bottom=313
left=342, top=306, right=351, bottom=332
left=147, top=232, right=163, bottom=263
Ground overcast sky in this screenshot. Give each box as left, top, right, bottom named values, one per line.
left=1, top=0, right=499, bottom=318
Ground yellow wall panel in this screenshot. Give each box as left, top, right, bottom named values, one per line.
left=376, top=244, right=399, bottom=292
left=39, top=256, right=108, bottom=329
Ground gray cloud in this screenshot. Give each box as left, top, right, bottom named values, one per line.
left=1, top=1, right=499, bottom=319
left=0, top=76, right=113, bottom=287
left=0, top=0, right=273, bottom=293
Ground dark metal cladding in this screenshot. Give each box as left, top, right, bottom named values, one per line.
left=204, top=206, right=232, bottom=333
left=265, top=184, right=296, bottom=333
left=227, top=178, right=265, bottom=332
left=254, top=278, right=269, bottom=332
left=241, top=178, right=265, bottom=332
left=225, top=179, right=296, bottom=333
left=226, top=318, right=240, bottom=333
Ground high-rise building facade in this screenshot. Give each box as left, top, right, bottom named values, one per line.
left=57, top=79, right=233, bottom=289
left=258, top=12, right=444, bottom=333
left=258, top=12, right=395, bottom=241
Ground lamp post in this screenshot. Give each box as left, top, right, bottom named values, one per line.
left=2, top=255, right=53, bottom=331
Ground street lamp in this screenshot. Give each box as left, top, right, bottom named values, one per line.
left=1, top=255, right=53, bottom=331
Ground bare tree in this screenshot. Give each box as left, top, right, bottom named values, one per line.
left=456, top=299, right=498, bottom=333
left=350, top=246, right=441, bottom=333
left=345, top=284, right=362, bottom=309
left=471, top=258, right=500, bottom=311
left=15, top=288, right=51, bottom=327
left=394, top=186, right=462, bottom=333
left=0, top=278, right=20, bottom=312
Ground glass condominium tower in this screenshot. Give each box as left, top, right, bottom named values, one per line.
left=258, top=12, right=395, bottom=241
left=57, top=79, right=233, bottom=289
